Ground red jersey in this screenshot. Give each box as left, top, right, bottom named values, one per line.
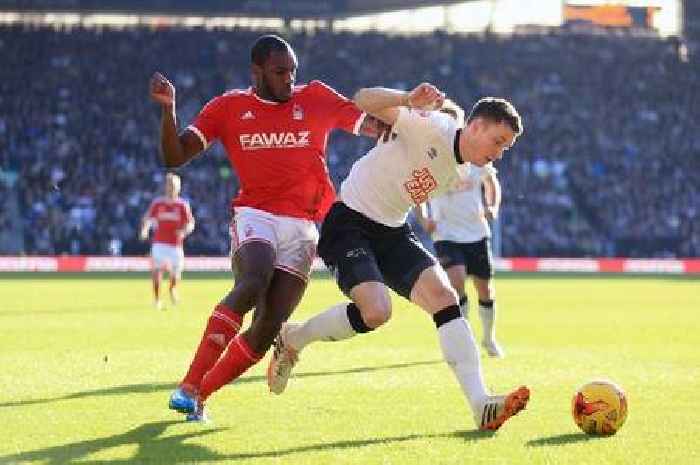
left=145, top=197, right=194, bottom=246
left=186, top=80, right=364, bottom=221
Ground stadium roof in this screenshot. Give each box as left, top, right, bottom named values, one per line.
left=0, top=0, right=473, bottom=18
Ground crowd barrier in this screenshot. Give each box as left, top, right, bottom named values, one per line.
left=0, top=256, right=698, bottom=274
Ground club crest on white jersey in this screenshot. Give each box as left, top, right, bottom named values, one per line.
left=239, top=131, right=311, bottom=150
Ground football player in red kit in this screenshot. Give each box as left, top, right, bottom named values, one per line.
left=140, top=173, right=194, bottom=310
left=150, top=34, right=379, bottom=421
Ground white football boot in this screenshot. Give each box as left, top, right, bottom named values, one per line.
left=475, top=386, right=530, bottom=430
left=267, top=322, right=302, bottom=394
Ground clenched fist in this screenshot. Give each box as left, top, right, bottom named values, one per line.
left=150, top=72, right=175, bottom=107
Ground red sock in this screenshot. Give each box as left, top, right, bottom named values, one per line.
left=180, top=304, right=243, bottom=393
left=199, top=334, right=263, bottom=400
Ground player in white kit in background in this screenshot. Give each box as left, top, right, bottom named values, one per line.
left=140, top=173, right=195, bottom=310
left=267, top=83, right=528, bottom=431
left=414, top=102, right=505, bottom=358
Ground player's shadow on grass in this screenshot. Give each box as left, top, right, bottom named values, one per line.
left=526, top=432, right=603, bottom=447
left=1, top=360, right=442, bottom=409
left=0, top=420, right=228, bottom=465
left=0, top=422, right=493, bottom=465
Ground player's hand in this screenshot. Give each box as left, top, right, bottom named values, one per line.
left=421, top=218, right=437, bottom=234
left=407, top=83, right=445, bottom=111
left=150, top=72, right=175, bottom=107
left=485, top=206, right=499, bottom=221
left=175, top=230, right=185, bottom=242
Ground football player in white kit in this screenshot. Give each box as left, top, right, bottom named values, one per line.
left=268, top=83, right=527, bottom=430
left=415, top=102, right=505, bottom=358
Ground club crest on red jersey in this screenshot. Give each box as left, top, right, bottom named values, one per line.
left=293, top=104, right=304, bottom=120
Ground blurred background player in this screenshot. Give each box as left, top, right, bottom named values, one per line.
left=140, top=172, right=195, bottom=310
left=415, top=102, right=505, bottom=358
left=150, top=34, right=378, bottom=421
left=268, top=85, right=529, bottom=431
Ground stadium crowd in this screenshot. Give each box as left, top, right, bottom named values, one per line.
left=1, top=24, right=697, bottom=257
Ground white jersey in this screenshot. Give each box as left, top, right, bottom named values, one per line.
left=341, top=107, right=466, bottom=227
left=430, top=164, right=497, bottom=243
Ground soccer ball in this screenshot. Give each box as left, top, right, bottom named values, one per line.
left=572, top=380, right=628, bottom=435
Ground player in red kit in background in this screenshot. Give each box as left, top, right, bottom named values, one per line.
left=150, top=34, right=381, bottom=421
left=140, top=172, right=195, bottom=310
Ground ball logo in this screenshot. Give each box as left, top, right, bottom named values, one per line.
left=239, top=131, right=311, bottom=150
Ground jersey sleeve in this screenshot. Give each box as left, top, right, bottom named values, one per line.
left=393, top=107, right=445, bottom=140
left=186, top=94, right=231, bottom=149
left=310, top=81, right=365, bottom=135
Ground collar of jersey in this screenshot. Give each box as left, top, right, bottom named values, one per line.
left=250, top=87, right=297, bottom=105
left=454, top=128, right=465, bottom=164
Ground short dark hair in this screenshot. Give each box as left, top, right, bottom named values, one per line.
left=467, top=97, right=523, bottom=136
left=251, top=35, right=291, bottom=66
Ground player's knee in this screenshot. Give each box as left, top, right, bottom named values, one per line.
left=427, top=283, right=459, bottom=310
left=476, top=279, right=494, bottom=300
left=357, top=300, right=392, bottom=328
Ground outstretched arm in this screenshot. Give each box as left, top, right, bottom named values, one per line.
left=353, top=83, right=445, bottom=126
left=150, top=72, right=204, bottom=168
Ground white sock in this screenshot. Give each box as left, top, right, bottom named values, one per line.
left=286, top=302, right=357, bottom=351
left=479, top=301, right=496, bottom=342
left=438, top=317, right=488, bottom=413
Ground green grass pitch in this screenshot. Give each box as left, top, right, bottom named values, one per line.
left=1, top=273, right=699, bottom=465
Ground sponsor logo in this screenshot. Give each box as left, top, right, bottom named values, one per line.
left=157, top=211, right=181, bottom=221
left=241, top=110, right=255, bottom=120
left=239, top=131, right=311, bottom=150
left=403, top=167, right=438, bottom=204
left=345, top=248, right=367, bottom=258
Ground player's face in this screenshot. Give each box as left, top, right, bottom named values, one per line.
left=254, top=49, right=298, bottom=102
left=468, top=119, right=517, bottom=166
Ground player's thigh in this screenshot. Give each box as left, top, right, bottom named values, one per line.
left=170, top=247, right=185, bottom=280
left=150, top=243, right=170, bottom=271
left=434, top=240, right=466, bottom=272
left=378, top=227, right=437, bottom=301
left=317, top=203, right=385, bottom=299
left=464, top=238, right=494, bottom=281
left=230, top=207, right=277, bottom=280
left=434, top=241, right=467, bottom=293
left=274, top=214, right=319, bottom=283
left=410, top=264, right=459, bottom=314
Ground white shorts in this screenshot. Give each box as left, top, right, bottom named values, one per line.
left=151, top=242, right=185, bottom=277
left=230, top=206, right=319, bottom=282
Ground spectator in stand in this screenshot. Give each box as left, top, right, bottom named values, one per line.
left=1, top=26, right=697, bottom=258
